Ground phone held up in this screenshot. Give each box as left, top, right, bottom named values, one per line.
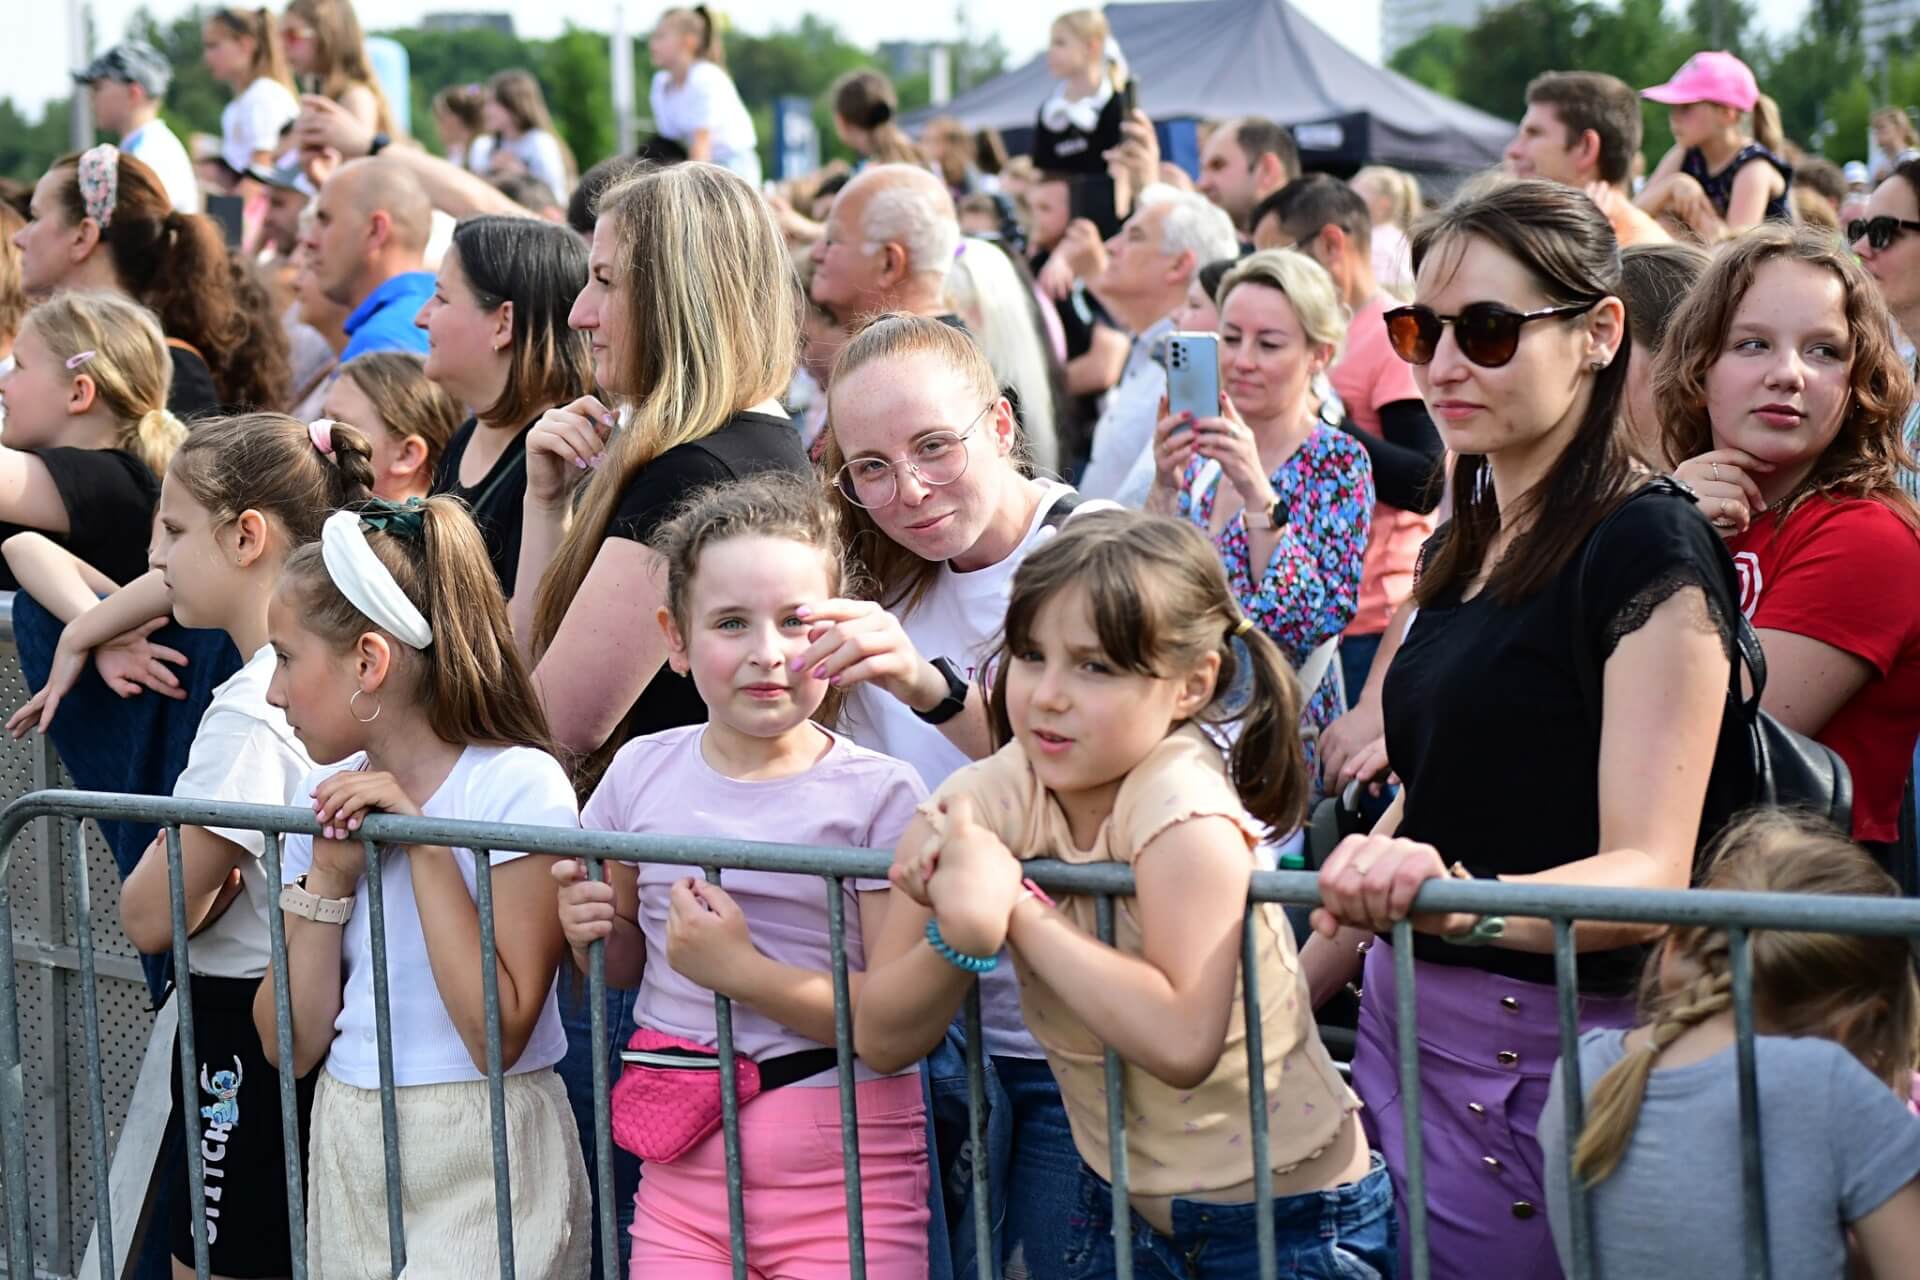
left=1164, top=332, right=1220, bottom=426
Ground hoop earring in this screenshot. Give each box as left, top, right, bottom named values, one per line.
left=349, top=689, right=381, bottom=724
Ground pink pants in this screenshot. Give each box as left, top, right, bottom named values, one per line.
left=628, top=1072, right=930, bottom=1279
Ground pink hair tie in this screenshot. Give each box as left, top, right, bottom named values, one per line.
left=308, top=418, right=338, bottom=456
left=65, top=351, right=97, bottom=371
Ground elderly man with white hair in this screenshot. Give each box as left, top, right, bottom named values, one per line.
left=809, top=164, right=961, bottom=326
left=1074, top=185, right=1240, bottom=503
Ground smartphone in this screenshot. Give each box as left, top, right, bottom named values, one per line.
left=204, top=194, right=246, bottom=250
left=1119, top=77, right=1139, bottom=119
left=1164, top=332, right=1221, bottom=424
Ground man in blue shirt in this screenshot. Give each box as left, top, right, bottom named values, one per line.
left=304, top=158, right=435, bottom=361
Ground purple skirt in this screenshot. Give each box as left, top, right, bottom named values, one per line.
left=1349, top=939, right=1636, bottom=1280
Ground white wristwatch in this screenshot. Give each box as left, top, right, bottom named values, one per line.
left=280, top=875, right=355, bottom=925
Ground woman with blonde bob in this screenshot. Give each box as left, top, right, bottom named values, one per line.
left=1145, top=248, right=1373, bottom=787
left=1661, top=224, right=1920, bottom=861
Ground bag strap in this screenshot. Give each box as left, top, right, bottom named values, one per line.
left=1295, top=634, right=1341, bottom=701
left=1039, top=488, right=1084, bottom=531
left=757, top=1047, right=840, bottom=1089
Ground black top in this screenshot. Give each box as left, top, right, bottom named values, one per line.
left=1381, top=486, right=1738, bottom=990
left=432, top=416, right=536, bottom=597
left=605, top=410, right=810, bottom=744
left=0, top=447, right=161, bottom=590
left=1682, top=142, right=1794, bottom=224
left=1032, top=93, right=1127, bottom=176
left=167, top=345, right=220, bottom=422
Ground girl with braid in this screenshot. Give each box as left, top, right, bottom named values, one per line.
left=1541, top=810, right=1920, bottom=1277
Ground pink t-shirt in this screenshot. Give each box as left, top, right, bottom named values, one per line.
left=581, top=722, right=927, bottom=1079
left=1330, top=293, right=1436, bottom=636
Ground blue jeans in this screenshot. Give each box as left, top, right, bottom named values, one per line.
left=925, top=1025, right=1083, bottom=1279
left=555, top=978, right=641, bottom=1280
left=1061, top=1153, right=1397, bottom=1280
left=1338, top=631, right=1382, bottom=709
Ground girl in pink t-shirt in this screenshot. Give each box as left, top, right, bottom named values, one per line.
left=553, top=473, right=931, bottom=1279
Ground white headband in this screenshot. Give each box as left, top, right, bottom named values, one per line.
left=319, top=510, right=434, bottom=650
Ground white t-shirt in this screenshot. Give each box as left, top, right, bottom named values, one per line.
left=171, top=645, right=315, bottom=979
left=842, top=481, right=1112, bottom=1057
left=649, top=61, right=760, bottom=183
left=123, top=118, right=200, bottom=214
left=450, top=134, right=495, bottom=175
left=279, top=743, right=577, bottom=1088
left=220, top=77, right=299, bottom=175
left=497, top=130, right=570, bottom=198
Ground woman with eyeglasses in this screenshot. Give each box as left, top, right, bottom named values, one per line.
left=1662, top=224, right=1920, bottom=866
left=1299, top=180, right=1738, bottom=1280
left=807, top=312, right=1100, bottom=1278
left=1142, top=248, right=1374, bottom=792
left=1850, top=157, right=1920, bottom=505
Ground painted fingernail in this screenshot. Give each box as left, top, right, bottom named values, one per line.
left=591, top=453, right=607, bottom=467
left=829, top=675, right=842, bottom=686
left=811, top=665, right=826, bottom=680
left=573, top=457, right=587, bottom=470
left=790, top=656, right=806, bottom=671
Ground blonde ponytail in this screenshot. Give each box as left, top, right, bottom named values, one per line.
left=131, top=407, right=188, bottom=478
left=1751, top=93, right=1785, bottom=155
left=1572, top=968, right=1732, bottom=1186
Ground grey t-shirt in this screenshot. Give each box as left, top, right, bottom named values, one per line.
left=1542, top=1027, right=1920, bottom=1278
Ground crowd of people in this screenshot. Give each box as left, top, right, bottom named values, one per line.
left=2, top=6, right=1920, bottom=1279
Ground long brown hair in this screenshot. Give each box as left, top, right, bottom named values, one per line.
left=285, top=0, right=397, bottom=135
left=986, top=509, right=1309, bottom=832
left=281, top=497, right=556, bottom=752
left=1655, top=224, right=1920, bottom=530
left=209, top=8, right=293, bottom=90
left=0, top=204, right=26, bottom=344
left=1573, top=810, right=1920, bottom=1186
left=446, top=215, right=592, bottom=429
left=1410, top=178, right=1638, bottom=607
left=24, top=292, right=185, bottom=477
left=488, top=70, right=578, bottom=186
left=49, top=150, right=282, bottom=410
left=821, top=313, right=1008, bottom=615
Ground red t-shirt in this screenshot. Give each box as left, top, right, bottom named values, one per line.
left=1728, top=497, right=1920, bottom=843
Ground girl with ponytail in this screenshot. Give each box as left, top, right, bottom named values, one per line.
left=0, top=291, right=183, bottom=590
left=259, top=494, right=589, bottom=1278
left=1540, top=810, right=1920, bottom=1277
left=855, top=509, right=1393, bottom=1279
left=648, top=5, right=761, bottom=183
left=829, top=69, right=925, bottom=168
left=15, top=145, right=291, bottom=413
left=203, top=7, right=298, bottom=179
left=1636, top=50, right=1793, bottom=235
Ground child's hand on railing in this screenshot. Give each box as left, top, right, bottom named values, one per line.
left=923, top=796, right=1024, bottom=957
left=665, top=878, right=756, bottom=996
left=553, top=859, right=617, bottom=952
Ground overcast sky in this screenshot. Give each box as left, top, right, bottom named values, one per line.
left=8, top=0, right=1809, bottom=120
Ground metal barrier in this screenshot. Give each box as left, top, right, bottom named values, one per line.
left=4, top=789, right=1920, bottom=1280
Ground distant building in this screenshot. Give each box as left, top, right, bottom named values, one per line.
left=421, top=11, right=515, bottom=35
left=1380, top=0, right=1495, bottom=57
left=1865, top=0, right=1920, bottom=63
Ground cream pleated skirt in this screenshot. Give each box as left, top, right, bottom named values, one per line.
left=306, top=1067, right=590, bottom=1279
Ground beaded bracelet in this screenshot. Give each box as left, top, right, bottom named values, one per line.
left=925, top=918, right=999, bottom=973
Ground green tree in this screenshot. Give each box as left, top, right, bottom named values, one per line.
left=1387, top=24, right=1467, bottom=100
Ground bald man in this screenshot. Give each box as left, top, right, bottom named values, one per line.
left=809, top=164, right=960, bottom=325
left=304, top=157, right=437, bottom=360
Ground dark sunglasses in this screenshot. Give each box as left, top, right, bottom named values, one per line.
left=1384, top=300, right=1601, bottom=368
left=1848, top=216, right=1920, bottom=250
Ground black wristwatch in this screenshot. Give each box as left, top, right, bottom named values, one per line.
left=914, top=657, right=970, bottom=725
left=367, top=132, right=392, bottom=157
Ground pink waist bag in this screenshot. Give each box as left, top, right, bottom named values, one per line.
left=610, top=1027, right=839, bottom=1162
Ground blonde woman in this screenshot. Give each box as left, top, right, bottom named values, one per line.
left=1351, top=165, right=1419, bottom=295
left=0, top=292, right=185, bottom=591
left=945, top=236, right=1064, bottom=474
left=513, top=162, right=808, bottom=778
left=1145, top=249, right=1373, bottom=786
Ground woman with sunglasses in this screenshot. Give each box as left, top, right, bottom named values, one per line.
left=1662, top=224, right=1920, bottom=866
left=1143, top=248, right=1373, bottom=792
left=1850, top=157, right=1920, bottom=505
left=1300, top=179, right=1739, bottom=1280
left=806, top=313, right=1102, bottom=1278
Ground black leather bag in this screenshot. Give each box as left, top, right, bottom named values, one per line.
left=1574, top=479, right=1852, bottom=862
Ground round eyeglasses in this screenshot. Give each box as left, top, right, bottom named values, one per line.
left=832, top=401, right=995, bottom=509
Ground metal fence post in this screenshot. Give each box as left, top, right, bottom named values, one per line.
left=825, top=874, right=867, bottom=1280
left=1553, top=919, right=1593, bottom=1280
left=470, top=851, right=516, bottom=1279
left=165, top=825, right=211, bottom=1280
left=1094, top=894, right=1132, bottom=1280
left=962, top=980, right=992, bottom=1280
left=585, top=857, right=619, bottom=1280
left=360, top=835, right=407, bottom=1275
left=260, top=831, right=309, bottom=1280
left=1392, top=919, right=1429, bottom=1280
left=1729, top=927, right=1770, bottom=1280
left=706, top=865, right=748, bottom=1280
left=67, top=819, right=113, bottom=1280
left=1240, top=904, right=1274, bottom=1280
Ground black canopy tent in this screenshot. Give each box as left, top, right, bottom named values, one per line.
left=905, top=0, right=1514, bottom=176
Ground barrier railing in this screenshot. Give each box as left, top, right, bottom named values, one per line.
left=5, top=788, right=1920, bottom=1280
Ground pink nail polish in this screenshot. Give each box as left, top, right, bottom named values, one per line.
left=574, top=457, right=587, bottom=470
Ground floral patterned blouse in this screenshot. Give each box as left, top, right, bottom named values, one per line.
left=1177, top=423, right=1374, bottom=791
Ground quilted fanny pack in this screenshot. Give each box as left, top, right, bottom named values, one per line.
left=609, top=1026, right=838, bottom=1163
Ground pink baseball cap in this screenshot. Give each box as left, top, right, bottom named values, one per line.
left=1641, top=51, right=1759, bottom=111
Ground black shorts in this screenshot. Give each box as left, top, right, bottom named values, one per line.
left=165, top=972, right=317, bottom=1277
